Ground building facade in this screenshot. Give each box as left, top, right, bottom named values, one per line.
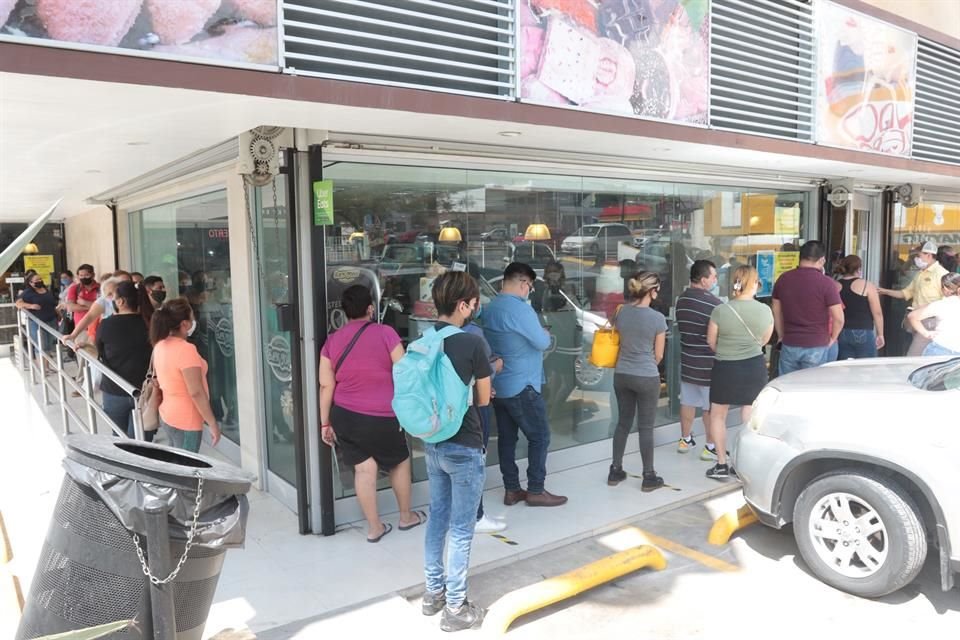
left=1, top=0, right=958, bottom=534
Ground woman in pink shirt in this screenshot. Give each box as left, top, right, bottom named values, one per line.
left=150, top=298, right=221, bottom=453
left=319, top=285, right=423, bottom=542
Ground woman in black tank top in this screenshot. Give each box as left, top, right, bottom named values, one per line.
left=836, top=255, right=884, bottom=359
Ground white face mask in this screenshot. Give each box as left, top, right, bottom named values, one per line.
left=709, top=282, right=720, bottom=296
left=914, top=256, right=928, bottom=269
left=187, top=319, right=197, bottom=336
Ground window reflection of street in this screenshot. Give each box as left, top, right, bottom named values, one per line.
left=321, top=163, right=809, bottom=494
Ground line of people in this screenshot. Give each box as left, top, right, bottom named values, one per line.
left=17, top=264, right=224, bottom=453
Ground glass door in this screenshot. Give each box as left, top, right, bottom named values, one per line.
left=253, top=175, right=299, bottom=489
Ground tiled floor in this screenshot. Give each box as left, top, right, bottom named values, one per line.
left=0, top=356, right=741, bottom=638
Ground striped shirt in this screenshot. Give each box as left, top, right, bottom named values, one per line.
left=675, top=287, right=722, bottom=385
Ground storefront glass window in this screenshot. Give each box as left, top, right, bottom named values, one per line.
left=130, top=190, right=241, bottom=445
left=321, top=162, right=809, bottom=494
left=888, top=201, right=960, bottom=354
left=252, top=176, right=299, bottom=485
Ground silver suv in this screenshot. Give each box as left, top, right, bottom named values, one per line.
left=734, top=356, right=960, bottom=598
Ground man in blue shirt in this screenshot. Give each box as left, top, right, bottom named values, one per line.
left=483, top=263, right=568, bottom=508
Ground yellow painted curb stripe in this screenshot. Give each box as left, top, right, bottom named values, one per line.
left=707, top=504, right=759, bottom=546
left=483, top=545, right=666, bottom=634
left=488, top=533, right=519, bottom=546
left=627, top=527, right=740, bottom=573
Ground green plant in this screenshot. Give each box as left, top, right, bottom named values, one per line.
left=31, top=620, right=132, bottom=640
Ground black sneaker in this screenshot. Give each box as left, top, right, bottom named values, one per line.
left=641, top=471, right=665, bottom=492
left=607, top=465, right=627, bottom=486
left=706, top=463, right=739, bottom=480
left=440, top=599, right=485, bottom=632
left=422, top=589, right=446, bottom=616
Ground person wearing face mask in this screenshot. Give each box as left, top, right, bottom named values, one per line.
left=96, top=281, right=153, bottom=440
left=461, top=298, right=505, bottom=535
left=772, top=241, right=844, bottom=375
left=674, top=260, right=722, bottom=458
left=138, top=275, right=166, bottom=326
left=835, top=255, right=885, bottom=359
left=608, top=272, right=668, bottom=491
left=879, top=241, right=950, bottom=356
left=419, top=271, right=493, bottom=631
left=318, top=285, right=421, bottom=542
left=64, top=272, right=132, bottom=347
left=64, top=264, right=99, bottom=339
left=706, top=265, right=775, bottom=480
left=483, top=262, right=567, bottom=508
left=149, top=297, right=221, bottom=452
left=16, top=273, right=59, bottom=369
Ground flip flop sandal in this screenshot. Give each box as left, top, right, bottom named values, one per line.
left=399, top=510, right=427, bottom=531
left=367, top=522, right=393, bottom=543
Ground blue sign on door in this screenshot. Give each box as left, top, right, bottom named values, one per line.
left=757, top=251, right=775, bottom=297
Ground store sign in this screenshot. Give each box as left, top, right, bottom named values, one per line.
left=23, top=254, right=55, bottom=278
left=0, top=1, right=278, bottom=66
left=266, top=335, right=292, bottom=382
left=519, top=0, right=709, bottom=125
left=757, top=251, right=775, bottom=297
left=816, top=2, right=917, bottom=156
left=313, top=180, right=334, bottom=226
left=215, top=317, right=234, bottom=358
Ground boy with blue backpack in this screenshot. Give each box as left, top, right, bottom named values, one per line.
left=392, top=271, right=492, bottom=631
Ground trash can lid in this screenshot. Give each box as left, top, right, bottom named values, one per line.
left=65, top=434, right=256, bottom=494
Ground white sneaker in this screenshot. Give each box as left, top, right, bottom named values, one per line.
left=474, top=515, right=507, bottom=534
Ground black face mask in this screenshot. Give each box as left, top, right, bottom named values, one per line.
left=151, top=290, right=167, bottom=304
left=79, top=277, right=94, bottom=286
left=32, top=281, right=45, bottom=289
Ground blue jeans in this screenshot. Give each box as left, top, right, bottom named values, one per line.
left=837, top=329, right=877, bottom=359
left=102, top=392, right=155, bottom=441
left=493, top=386, right=550, bottom=494
left=923, top=342, right=960, bottom=356
left=424, top=442, right=485, bottom=609
left=27, top=318, right=55, bottom=353
left=102, top=391, right=135, bottom=436
left=779, top=344, right=832, bottom=376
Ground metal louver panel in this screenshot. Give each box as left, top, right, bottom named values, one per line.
left=710, top=0, right=814, bottom=140
left=912, top=38, right=960, bottom=165
left=282, top=0, right=515, bottom=98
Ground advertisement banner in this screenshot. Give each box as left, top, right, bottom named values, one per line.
left=313, top=180, right=334, bottom=226
left=816, top=2, right=917, bottom=156
left=520, top=0, right=709, bottom=125
left=756, top=251, right=775, bottom=297
left=0, top=0, right=278, bottom=66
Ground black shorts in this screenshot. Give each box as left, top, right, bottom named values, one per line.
left=709, top=355, right=768, bottom=407
left=330, top=404, right=410, bottom=470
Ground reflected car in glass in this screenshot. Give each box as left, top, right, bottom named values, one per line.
left=735, top=356, right=960, bottom=598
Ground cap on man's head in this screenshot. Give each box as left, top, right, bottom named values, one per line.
left=921, top=241, right=938, bottom=254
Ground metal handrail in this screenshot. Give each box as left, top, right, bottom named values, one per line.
left=15, top=309, right=148, bottom=440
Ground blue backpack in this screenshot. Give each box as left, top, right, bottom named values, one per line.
left=392, top=325, right=471, bottom=443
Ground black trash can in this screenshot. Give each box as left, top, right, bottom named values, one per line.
left=16, top=434, right=255, bottom=640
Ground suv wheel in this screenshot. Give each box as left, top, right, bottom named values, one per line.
left=793, top=472, right=927, bottom=598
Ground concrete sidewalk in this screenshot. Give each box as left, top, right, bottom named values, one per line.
left=0, top=356, right=740, bottom=638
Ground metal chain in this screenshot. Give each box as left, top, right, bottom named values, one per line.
left=243, top=176, right=266, bottom=289
left=133, top=471, right=205, bottom=586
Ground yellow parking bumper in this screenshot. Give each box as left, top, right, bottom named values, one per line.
left=707, top=504, right=759, bottom=546
left=482, top=545, right=667, bottom=635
